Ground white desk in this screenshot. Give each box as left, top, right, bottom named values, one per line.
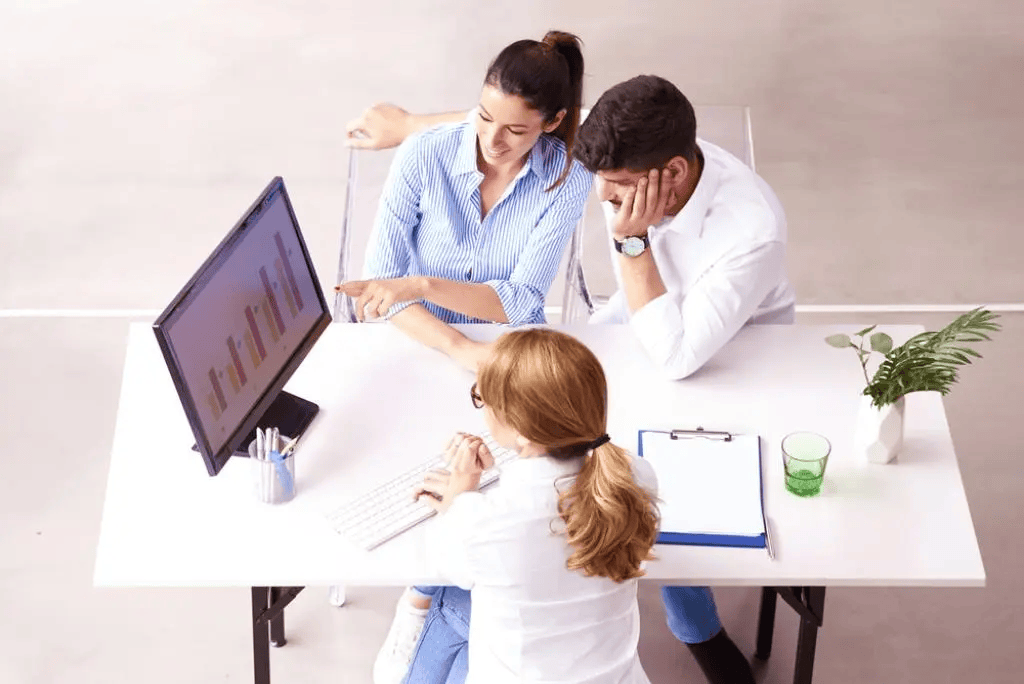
left=95, top=322, right=985, bottom=683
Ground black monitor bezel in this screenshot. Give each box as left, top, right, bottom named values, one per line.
left=152, top=176, right=331, bottom=476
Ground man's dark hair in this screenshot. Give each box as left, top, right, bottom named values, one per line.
left=575, top=75, right=697, bottom=173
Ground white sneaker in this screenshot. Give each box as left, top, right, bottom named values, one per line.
left=372, top=591, right=429, bottom=684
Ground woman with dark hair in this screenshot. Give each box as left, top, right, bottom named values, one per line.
left=410, top=328, right=660, bottom=683
left=345, top=32, right=592, bottom=684
left=335, top=31, right=590, bottom=372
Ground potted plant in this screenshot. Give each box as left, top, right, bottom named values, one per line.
left=825, top=307, right=1001, bottom=464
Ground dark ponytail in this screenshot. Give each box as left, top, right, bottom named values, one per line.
left=484, top=30, right=585, bottom=190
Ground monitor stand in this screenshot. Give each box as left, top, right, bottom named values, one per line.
left=192, top=390, right=319, bottom=457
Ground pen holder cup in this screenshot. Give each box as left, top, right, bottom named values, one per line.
left=248, top=437, right=296, bottom=504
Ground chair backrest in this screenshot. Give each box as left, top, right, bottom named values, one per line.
left=694, top=105, right=755, bottom=171
left=332, top=146, right=399, bottom=322
left=560, top=105, right=756, bottom=323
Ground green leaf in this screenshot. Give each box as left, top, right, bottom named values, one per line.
left=854, top=325, right=877, bottom=337
left=854, top=310, right=1001, bottom=404
left=869, top=332, right=893, bottom=354
left=825, top=334, right=852, bottom=348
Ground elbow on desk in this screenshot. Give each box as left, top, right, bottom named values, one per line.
left=650, top=347, right=710, bottom=381
left=660, top=361, right=703, bottom=382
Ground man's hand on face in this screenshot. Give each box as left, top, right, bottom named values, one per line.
left=610, top=168, right=678, bottom=240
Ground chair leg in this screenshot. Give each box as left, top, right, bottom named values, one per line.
left=328, top=585, right=347, bottom=607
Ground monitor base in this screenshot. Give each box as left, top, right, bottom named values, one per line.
left=192, top=390, right=319, bottom=457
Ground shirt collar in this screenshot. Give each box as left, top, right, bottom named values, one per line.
left=452, top=114, right=550, bottom=185
left=661, top=140, right=720, bottom=238
left=499, top=453, right=584, bottom=489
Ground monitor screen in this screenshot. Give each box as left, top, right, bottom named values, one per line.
left=153, top=177, right=331, bottom=476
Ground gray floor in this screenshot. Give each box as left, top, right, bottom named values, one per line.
left=1, top=2, right=1022, bottom=683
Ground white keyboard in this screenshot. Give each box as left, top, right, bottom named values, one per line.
left=327, top=432, right=516, bottom=550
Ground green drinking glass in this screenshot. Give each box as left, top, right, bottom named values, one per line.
left=782, top=432, right=832, bottom=497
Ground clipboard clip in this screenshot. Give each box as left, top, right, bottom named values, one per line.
left=670, top=426, right=733, bottom=442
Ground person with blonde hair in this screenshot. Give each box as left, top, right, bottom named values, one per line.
left=400, top=327, right=660, bottom=683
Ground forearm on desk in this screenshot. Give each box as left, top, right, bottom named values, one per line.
left=389, top=303, right=475, bottom=357
left=421, top=277, right=509, bottom=323
left=629, top=242, right=785, bottom=380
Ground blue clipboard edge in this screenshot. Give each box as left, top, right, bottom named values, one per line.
left=638, top=429, right=767, bottom=550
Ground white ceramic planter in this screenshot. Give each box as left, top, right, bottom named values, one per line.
left=854, top=395, right=905, bottom=464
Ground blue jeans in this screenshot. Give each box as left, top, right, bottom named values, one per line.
left=661, top=586, right=723, bottom=644
left=403, top=586, right=471, bottom=684
left=402, top=584, right=722, bottom=682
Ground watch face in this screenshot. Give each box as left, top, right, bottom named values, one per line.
left=621, top=236, right=646, bottom=257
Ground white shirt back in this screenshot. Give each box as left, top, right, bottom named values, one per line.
left=426, top=453, right=659, bottom=684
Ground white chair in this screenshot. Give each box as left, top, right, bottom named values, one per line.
left=560, top=105, right=757, bottom=323
left=332, top=146, right=397, bottom=322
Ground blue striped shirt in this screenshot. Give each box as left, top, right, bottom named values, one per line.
left=362, top=118, right=593, bottom=325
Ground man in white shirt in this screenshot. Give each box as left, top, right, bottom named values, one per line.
left=575, top=75, right=795, bottom=381
left=346, top=74, right=792, bottom=684
left=570, top=74, right=783, bottom=684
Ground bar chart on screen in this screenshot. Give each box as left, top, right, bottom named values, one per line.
left=202, top=231, right=307, bottom=424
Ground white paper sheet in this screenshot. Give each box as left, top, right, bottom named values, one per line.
left=641, top=432, right=765, bottom=537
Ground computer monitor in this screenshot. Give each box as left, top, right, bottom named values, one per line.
left=153, top=177, right=331, bottom=476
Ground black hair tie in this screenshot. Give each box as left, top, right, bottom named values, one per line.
left=589, top=434, right=611, bottom=450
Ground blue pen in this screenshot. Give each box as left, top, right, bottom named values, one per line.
left=269, top=431, right=294, bottom=498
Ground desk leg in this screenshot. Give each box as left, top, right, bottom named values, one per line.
left=752, top=586, right=826, bottom=684
left=252, top=587, right=272, bottom=684
left=755, top=586, right=778, bottom=659
left=793, top=587, right=825, bottom=684
left=269, top=587, right=287, bottom=647
left=251, top=586, right=305, bottom=684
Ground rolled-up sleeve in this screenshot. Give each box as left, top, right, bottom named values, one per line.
left=629, top=240, right=786, bottom=379
left=484, top=164, right=593, bottom=325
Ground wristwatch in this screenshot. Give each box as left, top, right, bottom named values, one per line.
left=613, top=234, right=650, bottom=257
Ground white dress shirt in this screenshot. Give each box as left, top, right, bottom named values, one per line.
left=590, top=139, right=796, bottom=379
left=425, top=453, right=659, bottom=684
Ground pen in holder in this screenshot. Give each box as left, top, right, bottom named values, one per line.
left=248, top=430, right=297, bottom=504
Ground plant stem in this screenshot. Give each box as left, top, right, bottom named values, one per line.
left=857, top=334, right=871, bottom=386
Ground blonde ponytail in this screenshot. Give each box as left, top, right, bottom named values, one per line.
left=557, top=442, right=659, bottom=582
left=476, top=328, right=660, bottom=584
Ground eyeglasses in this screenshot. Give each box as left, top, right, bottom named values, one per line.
left=470, top=382, right=484, bottom=409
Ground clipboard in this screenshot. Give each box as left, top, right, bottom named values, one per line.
left=638, top=428, right=770, bottom=552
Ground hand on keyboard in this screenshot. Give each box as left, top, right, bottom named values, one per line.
left=417, top=432, right=496, bottom=513
left=327, top=431, right=516, bottom=550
